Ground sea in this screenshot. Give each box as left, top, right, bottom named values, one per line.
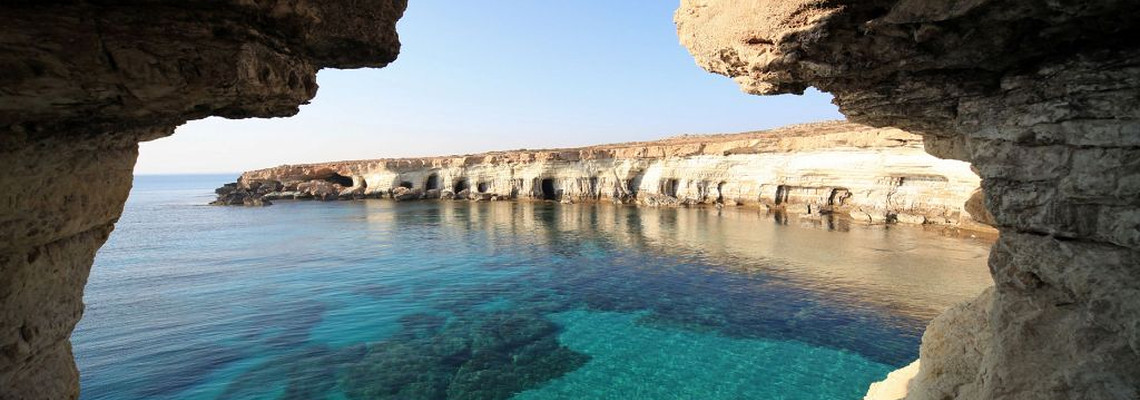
left=71, top=174, right=994, bottom=400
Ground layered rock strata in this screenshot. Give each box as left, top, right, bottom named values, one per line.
left=215, top=121, right=993, bottom=230
left=0, top=2, right=406, bottom=399
left=676, top=1, right=1140, bottom=399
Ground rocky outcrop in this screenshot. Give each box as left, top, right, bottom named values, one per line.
left=214, top=121, right=994, bottom=231
left=0, top=2, right=406, bottom=398
left=676, top=1, right=1140, bottom=398
left=4, top=0, right=1132, bottom=398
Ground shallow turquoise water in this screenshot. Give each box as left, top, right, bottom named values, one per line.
left=72, top=174, right=993, bottom=400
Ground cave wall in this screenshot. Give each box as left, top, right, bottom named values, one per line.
left=0, top=2, right=406, bottom=398
left=676, top=0, right=1139, bottom=398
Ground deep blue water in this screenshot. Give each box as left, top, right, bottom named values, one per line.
left=73, top=174, right=993, bottom=400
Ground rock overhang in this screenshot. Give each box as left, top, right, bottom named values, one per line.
left=676, top=0, right=1140, bottom=137
left=0, top=2, right=407, bottom=398
left=677, top=0, right=1140, bottom=398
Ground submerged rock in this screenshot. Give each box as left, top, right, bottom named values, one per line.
left=341, top=312, right=589, bottom=400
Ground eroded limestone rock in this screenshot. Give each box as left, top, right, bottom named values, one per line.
left=0, top=2, right=406, bottom=398
left=215, top=121, right=994, bottom=231
left=676, top=1, right=1140, bottom=398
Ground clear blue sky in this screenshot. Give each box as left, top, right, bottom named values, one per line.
left=136, top=1, right=841, bottom=174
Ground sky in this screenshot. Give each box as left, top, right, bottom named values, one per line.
left=135, top=1, right=842, bottom=174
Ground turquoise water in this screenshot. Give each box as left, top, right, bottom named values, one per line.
left=73, top=174, right=993, bottom=400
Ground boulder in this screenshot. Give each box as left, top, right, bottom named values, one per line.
left=637, top=193, right=681, bottom=207
left=215, top=183, right=239, bottom=195
left=338, top=185, right=365, bottom=199
left=849, top=210, right=873, bottom=223
left=895, top=213, right=927, bottom=225
left=296, top=180, right=340, bottom=200
left=392, top=187, right=423, bottom=201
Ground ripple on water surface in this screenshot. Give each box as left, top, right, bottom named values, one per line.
left=72, top=175, right=993, bottom=400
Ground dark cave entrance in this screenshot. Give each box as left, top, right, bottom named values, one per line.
left=399, top=181, right=414, bottom=189
left=541, top=178, right=556, bottom=200
left=627, top=173, right=643, bottom=196
left=774, top=185, right=788, bottom=204
left=477, top=182, right=490, bottom=193
left=716, top=181, right=726, bottom=203
left=325, top=172, right=354, bottom=187
left=453, top=178, right=469, bottom=193
left=662, top=178, right=679, bottom=197
left=425, top=174, right=440, bottom=190
left=828, top=188, right=850, bottom=206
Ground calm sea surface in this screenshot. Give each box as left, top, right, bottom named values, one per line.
left=73, top=174, right=994, bottom=400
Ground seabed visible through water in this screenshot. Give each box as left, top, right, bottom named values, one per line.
left=72, top=175, right=993, bottom=400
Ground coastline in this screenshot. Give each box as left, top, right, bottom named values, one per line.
left=213, top=121, right=996, bottom=235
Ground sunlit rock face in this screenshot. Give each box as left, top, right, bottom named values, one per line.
left=0, top=2, right=406, bottom=398
left=677, top=0, right=1140, bottom=399
left=222, top=121, right=992, bottom=231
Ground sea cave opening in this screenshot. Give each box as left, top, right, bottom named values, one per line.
left=324, top=172, right=354, bottom=187
left=627, top=173, right=644, bottom=196
left=662, top=178, right=680, bottom=197
left=477, top=182, right=490, bottom=193
left=828, top=188, right=850, bottom=206
left=426, top=174, right=440, bottom=191
left=774, top=185, right=789, bottom=205
left=399, top=181, right=414, bottom=189
left=454, top=178, right=469, bottom=193
left=541, top=178, right=556, bottom=200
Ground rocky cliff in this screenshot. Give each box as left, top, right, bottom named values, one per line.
left=2, top=0, right=1134, bottom=399
left=0, top=2, right=406, bottom=399
left=676, top=1, right=1140, bottom=399
left=214, top=121, right=993, bottom=231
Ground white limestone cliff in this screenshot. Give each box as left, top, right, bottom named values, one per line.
left=219, top=121, right=993, bottom=232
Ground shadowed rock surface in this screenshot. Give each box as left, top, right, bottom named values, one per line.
left=0, top=2, right=406, bottom=398
left=676, top=0, right=1140, bottom=398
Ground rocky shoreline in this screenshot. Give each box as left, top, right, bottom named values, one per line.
left=212, top=121, right=995, bottom=232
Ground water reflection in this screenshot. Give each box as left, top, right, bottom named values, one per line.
left=77, top=193, right=994, bottom=400
left=368, top=200, right=992, bottom=321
